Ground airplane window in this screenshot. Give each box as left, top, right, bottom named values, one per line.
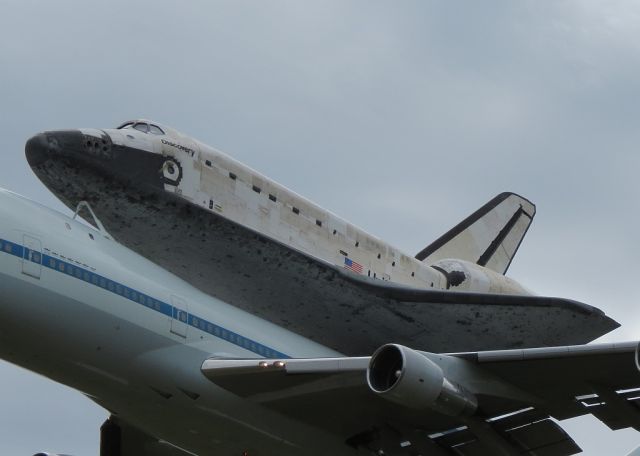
left=133, top=122, right=149, bottom=133
left=117, top=122, right=134, bottom=129
left=149, top=124, right=165, bottom=135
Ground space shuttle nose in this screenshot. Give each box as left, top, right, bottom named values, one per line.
left=25, top=133, right=49, bottom=166
left=25, top=130, right=88, bottom=168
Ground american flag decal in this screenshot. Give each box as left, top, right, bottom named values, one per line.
left=344, top=257, right=364, bottom=274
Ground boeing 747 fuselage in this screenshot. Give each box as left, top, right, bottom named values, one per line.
left=0, top=188, right=347, bottom=455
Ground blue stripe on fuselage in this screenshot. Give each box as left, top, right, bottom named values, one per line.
left=0, top=237, right=289, bottom=359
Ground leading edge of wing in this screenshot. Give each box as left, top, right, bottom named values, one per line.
left=201, top=341, right=637, bottom=379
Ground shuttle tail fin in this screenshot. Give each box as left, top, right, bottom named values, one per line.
left=415, top=192, right=536, bottom=274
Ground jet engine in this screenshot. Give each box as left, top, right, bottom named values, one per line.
left=367, top=344, right=477, bottom=417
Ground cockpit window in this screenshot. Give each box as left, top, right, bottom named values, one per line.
left=117, top=121, right=165, bottom=135
left=149, top=124, right=165, bottom=135
left=133, top=122, right=149, bottom=133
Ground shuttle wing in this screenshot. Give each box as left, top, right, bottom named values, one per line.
left=331, top=267, right=618, bottom=354
left=202, top=342, right=640, bottom=456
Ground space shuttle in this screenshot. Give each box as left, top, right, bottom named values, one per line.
left=25, top=120, right=617, bottom=354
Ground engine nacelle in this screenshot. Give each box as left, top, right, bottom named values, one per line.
left=367, top=344, right=477, bottom=417
left=431, top=258, right=531, bottom=295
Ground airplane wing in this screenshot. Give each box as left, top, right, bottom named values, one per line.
left=336, top=270, right=617, bottom=353
left=202, top=341, right=640, bottom=456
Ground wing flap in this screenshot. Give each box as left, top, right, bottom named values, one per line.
left=507, top=418, right=580, bottom=456
left=577, top=385, right=640, bottom=431
left=435, top=417, right=580, bottom=456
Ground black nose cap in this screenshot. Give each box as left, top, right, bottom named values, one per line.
left=25, top=129, right=87, bottom=168
left=25, top=133, right=50, bottom=167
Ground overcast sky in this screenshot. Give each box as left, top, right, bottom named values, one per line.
left=1, top=1, right=640, bottom=454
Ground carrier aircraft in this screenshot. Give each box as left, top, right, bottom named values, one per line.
left=10, top=121, right=639, bottom=455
